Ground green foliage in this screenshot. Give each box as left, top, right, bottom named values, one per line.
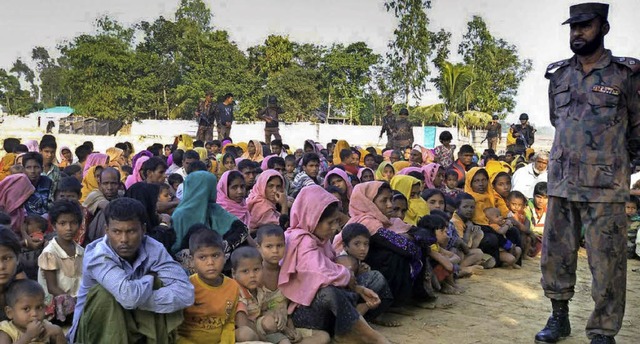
left=0, top=68, right=36, bottom=115
left=384, top=0, right=439, bottom=104
left=458, top=16, right=532, bottom=115
left=433, top=61, right=476, bottom=113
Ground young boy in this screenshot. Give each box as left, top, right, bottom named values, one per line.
left=20, top=215, right=47, bottom=280
left=341, top=223, right=372, bottom=275
left=441, top=169, right=462, bottom=199
left=626, top=195, right=640, bottom=259
left=506, top=191, right=537, bottom=258
left=284, top=155, right=296, bottom=187
left=256, top=225, right=330, bottom=343
left=0, top=279, right=66, bottom=343
left=528, top=182, right=547, bottom=256
left=231, top=246, right=265, bottom=342
left=178, top=228, right=239, bottom=344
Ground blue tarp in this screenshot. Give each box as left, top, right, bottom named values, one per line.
left=41, top=106, right=74, bottom=114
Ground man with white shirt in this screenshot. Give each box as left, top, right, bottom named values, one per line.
left=511, top=151, right=549, bottom=199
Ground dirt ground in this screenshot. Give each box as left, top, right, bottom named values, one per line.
left=373, top=250, right=640, bottom=344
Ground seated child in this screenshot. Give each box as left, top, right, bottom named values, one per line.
left=20, top=215, right=47, bottom=280
left=177, top=228, right=239, bottom=344
left=483, top=207, right=522, bottom=268
left=62, top=165, right=83, bottom=183
left=256, top=224, right=330, bottom=343
left=528, top=182, right=548, bottom=256
left=38, top=200, right=84, bottom=324
left=626, top=195, right=640, bottom=258
left=430, top=209, right=484, bottom=277
left=506, top=191, right=537, bottom=258
left=418, top=215, right=462, bottom=295
left=0, top=279, right=65, bottom=344
left=167, top=173, right=184, bottom=200
left=284, top=156, right=296, bottom=189
left=335, top=224, right=398, bottom=328
left=441, top=169, right=462, bottom=199
left=157, top=183, right=178, bottom=215
left=48, top=176, right=87, bottom=245
left=232, top=246, right=265, bottom=342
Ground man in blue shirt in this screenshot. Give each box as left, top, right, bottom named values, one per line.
left=69, top=197, right=194, bottom=343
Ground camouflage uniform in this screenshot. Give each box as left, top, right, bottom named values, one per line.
left=542, top=50, right=640, bottom=338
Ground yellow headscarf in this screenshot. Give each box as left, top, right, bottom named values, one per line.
left=488, top=167, right=511, bottom=217
left=358, top=147, right=369, bottom=166
left=80, top=166, right=100, bottom=203
left=236, top=142, right=248, bottom=153
left=463, top=167, right=495, bottom=225
left=392, top=161, right=411, bottom=172
left=333, top=140, right=350, bottom=165
left=194, top=147, right=208, bottom=161
left=177, top=134, right=194, bottom=151
left=240, top=140, right=264, bottom=162
left=390, top=175, right=430, bottom=225
left=222, top=144, right=239, bottom=154
left=0, top=153, right=16, bottom=181
left=106, top=147, right=124, bottom=169
left=375, top=161, right=395, bottom=181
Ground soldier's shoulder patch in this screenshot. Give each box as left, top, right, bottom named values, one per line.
left=612, top=56, right=640, bottom=73
left=545, top=59, right=571, bottom=79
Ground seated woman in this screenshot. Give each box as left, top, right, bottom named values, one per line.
left=464, top=167, right=522, bottom=268
left=240, top=139, right=264, bottom=163
left=247, top=170, right=288, bottom=233
left=422, top=163, right=444, bottom=190
left=334, top=182, right=431, bottom=307
left=171, top=171, right=250, bottom=261
left=358, top=168, right=375, bottom=183
left=390, top=175, right=430, bottom=226
left=217, top=170, right=250, bottom=226
left=279, top=185, right=391, bottom=344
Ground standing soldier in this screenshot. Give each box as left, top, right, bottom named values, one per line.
left=512, top=113, right=536, bottom=155
left=536, top=3, right=640, bottom=344
left=379, top=105, right=396, bottom=148
left=392, top=108, right=413, bottom=150
left=215, top=93, right=234, bottom=140
left=257, top=96, right=285, bottom=144
left=195, top=92, right=215, bottom=141
left=485, top=114, right=502, bottom=151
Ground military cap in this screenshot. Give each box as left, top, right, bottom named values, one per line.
left=492, top=115, right=499, bottom=120
left=519, top=113, right=529, bottom=120
left=399, top=108, right=409, bottom=116
left=562, top=2, right=609, bottom=25
left=268, top=96, right=277, bottom=104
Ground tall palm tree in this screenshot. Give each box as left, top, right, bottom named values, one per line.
left=438, top=61, right=475, bottom=114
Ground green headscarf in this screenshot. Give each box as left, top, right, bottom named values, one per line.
left=171, top=171, right=239, bottom=253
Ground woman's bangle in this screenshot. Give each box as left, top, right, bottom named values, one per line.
left=23, top=238, right=28, bottom=247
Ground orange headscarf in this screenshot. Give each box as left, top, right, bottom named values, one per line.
left=463, top=167, right=495, bottom=225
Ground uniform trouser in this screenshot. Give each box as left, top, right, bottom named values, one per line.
left=264, top=126, right=281, bottom=144
left=540, top=196, right=627, bottom=338
left=487, top=137, right=498, bottom=151
left=217, top=125, right=231, bottom=140
left=196, top=125, right=213, bottom=141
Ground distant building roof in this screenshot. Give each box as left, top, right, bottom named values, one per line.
left=41, top=106, right=74, bottom=114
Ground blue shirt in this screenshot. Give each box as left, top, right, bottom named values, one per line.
left=68, top=235, right=194, bottom=342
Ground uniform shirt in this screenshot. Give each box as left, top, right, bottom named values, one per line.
left=545, top=50, right=640, bottom=202
left=485, top=122, right=502, bottom=139
left=258, top=105, right=285, bottom=128
left=380, top=114, right=396, bottom=137
left=178, top=274, right=238, bottom=344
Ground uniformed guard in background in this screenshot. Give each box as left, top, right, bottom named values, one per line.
left=536, top=3, right=640, bottom=344
left=257, top=95, right=285, bottom=144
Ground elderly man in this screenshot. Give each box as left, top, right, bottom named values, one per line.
left=83, top=167, right=121, bottom=245
left=511, top=151, right=549, bottom=199
left=69, top=197, right=194, bottom=343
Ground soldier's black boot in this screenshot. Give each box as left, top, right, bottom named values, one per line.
left=535, top=300, right=571, bottom=343
left=590, top=335, right=616, bottom=344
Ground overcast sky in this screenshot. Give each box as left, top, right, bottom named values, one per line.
left=1, top=0, right=639, bottom=127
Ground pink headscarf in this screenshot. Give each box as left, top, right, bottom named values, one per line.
left=260, top=155, right=276, bottom=171
left=322, top=168, right=353, bottom=199
left=333, top=181, right=411, bottom=251
left=216, top=170, right=250, bottom=226
left=414, top=145, right=435, bottom=165
left=82, top=153, right=109, bottom=177
left=125, top=156, right=149, bottom=189
left=246, top=170, right=284, bottom=230
left=24, top=140, right=39, bottom=153
left=0, top=174, right=35, bottom=234
left=422, top=163, right=442, bottom=189
left=278, top=185, right=349, bottom=308
left=397, top=166, right=423, bottom=176
left=382, top=150, right=392, bottom=162
left=357, top=167, right=374, bottom=180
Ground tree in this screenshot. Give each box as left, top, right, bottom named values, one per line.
left=0, top=68, right=35, bottom=115
left=248, top=35, right=294, bottom=79
left=264, top=66, right=321, bottom=122
left=385, top=0, right=436, bottom=105
left=10, top=59, right=37, bottom=101
left=175, top=0, right=212, bottom=32
left=433, top=61, right=476, bottom=113
left=458, top=16, right=532, bottom=115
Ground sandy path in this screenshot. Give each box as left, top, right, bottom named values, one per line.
left=374, top=250, right=640, bottom=344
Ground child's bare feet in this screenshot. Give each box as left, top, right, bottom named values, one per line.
left=370, top=313, right=402, bottom=327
